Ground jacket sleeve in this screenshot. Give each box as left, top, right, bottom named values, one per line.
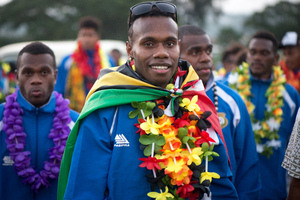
left=233, top=98, right=261, bottom=200
left=63, top=107, right=115, bottom=200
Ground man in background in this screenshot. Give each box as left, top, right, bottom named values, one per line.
left=279, top=31, right=300, bottom=94
left=227, top=31, right=300, bottom=200
left=55, top=16, right=112, bottom=112
left=179, top=25, right=261, bottom=199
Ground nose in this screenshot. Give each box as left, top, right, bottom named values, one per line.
left=153, top=44, right=169, bottom=58
left=31, top=73, right=42, bottom=84
left=198, top=52, right=211, bottom=63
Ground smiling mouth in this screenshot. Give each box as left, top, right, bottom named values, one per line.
left=151, top=66, right=169, bottom=70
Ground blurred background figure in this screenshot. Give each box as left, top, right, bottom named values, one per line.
left=54, top=16, right=112, bottom=112
left=279, top=31, right=300, bottom=94
left=109, top=48, right=125, bottom=67
left=219, top=43, right=246, bottom=80
left=0, top=60, right=15, bottom=103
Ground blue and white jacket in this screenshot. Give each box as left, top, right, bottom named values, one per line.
left=0, top=90, right=79, bottom=200
left=225, top=71, right=300, bottom=200
left=207, top=74, right=261, bottom=200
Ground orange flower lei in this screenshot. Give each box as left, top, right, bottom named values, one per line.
left=130, top=92, right=220, bottom=199
left=229, top=62, right=286, bottom=156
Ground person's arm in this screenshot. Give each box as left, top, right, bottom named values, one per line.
left=287, top=177, right=300, bottom=200
left=63, top=108, right=114, bottom=199
left=233, top=99, right=261, bottom=199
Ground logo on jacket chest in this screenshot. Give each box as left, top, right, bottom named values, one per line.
left=2, top=156, right=14, bottom=166
left=217, top=112, right=228, bottom=129
left=114, top=134, right=130, bottom=147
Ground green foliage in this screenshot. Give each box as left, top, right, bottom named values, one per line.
left=129, top=101, right=156, bottom=119
left=0, top=0, right=220, bottom=46
left=0, top=0, right=143, bottom=46
left=217, top=26, right=243, bottom=48
left=139, top=134, right=165, bottom=156
left=244, top=1, right=300, bottom=41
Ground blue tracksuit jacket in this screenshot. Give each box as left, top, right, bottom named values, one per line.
left=0, top=90, right=79, bottom=200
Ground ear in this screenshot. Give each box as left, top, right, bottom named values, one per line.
left=54, top=69, right=58, bottom=85
left=14, top=69, right=19, bottom=85
left=126, top=41, right=133, bottom=59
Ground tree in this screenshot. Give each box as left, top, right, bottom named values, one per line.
left=244, top=1, right=300, bottom=42
left=217, top=26, right=243, bottom=49
left=0, top=0, right=220, bottom=47
left=0, top=0, right=142, bottom=46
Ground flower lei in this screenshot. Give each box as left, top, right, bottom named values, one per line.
left=128, top=69, right=220, bottom=199
left=3, top=90, right=71, bottom=192
left=228, top=62, right=286, bottom=157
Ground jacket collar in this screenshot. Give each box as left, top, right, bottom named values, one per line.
left=17, top=90, right=56, bottom=113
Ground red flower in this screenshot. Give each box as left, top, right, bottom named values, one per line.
left=139, top=157, right=164, bottom=170
left=195, top=130, right=215, bottom=146
left=176, top=183, right=195, bottom=198
left=134, top=119, right=146, bottom=135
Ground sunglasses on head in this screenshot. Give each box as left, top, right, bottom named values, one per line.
left=129, top=1, right=177, bottom=28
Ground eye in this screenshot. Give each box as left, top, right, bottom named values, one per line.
left=166, top=41, right=175, bottom=47
left=249, top=50, right=256, bottom=55
left=143, top=42, right=153, bottom=47
left=261, top=50, right=270, bottom=56
left=23, top=71, right=32, bottom=76
left=41, top=70, right=49, bottom=76
left=206, top=48, right=212, bottom=55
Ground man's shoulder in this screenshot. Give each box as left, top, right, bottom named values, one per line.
left=216, top=81, right=244, bottom=102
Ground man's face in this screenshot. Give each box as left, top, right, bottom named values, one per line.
left=282, top=46, right=300, bottom=71
left=126, top=16, right=179, bottom=88
left=247, top=38, right=278, bottom=79
left=77, top=28, right=99, bottom=50
left=223, top=54, right=237, bottom=74
left=16, top=53, right=57, bottom=107
left=180, top=34, right=213, bottom=86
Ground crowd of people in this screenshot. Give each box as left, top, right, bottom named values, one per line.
left=0, top=1, right=300, bottom=200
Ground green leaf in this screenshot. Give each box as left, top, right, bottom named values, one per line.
left=177, top=127, right=188, bottom=138
left=129, top=110, right=139, bottom=119
left=211, top=152, right=219, bottom=157
left=154, top=145, right=163, bottom=155
left=209, top=143, right=215, bottom=151
left=139, top=134, right=156, bottom=145
left=201, top=142, right=209, bottom=152
left=204, top=151, right=212, bottom=157
left=144, top=145, right=152, bottom=156
left=182, top=136, right=195, bottom=144
left=156, top=136, right=166, bottom=146
left=131, top=101, right=139, bottom=108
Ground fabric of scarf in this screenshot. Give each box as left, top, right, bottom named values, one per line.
left=280, top=60, right=300, bottom=94
left=65, top=42, right=111, bottom=112
left=57, top=60, right=227, bottom=200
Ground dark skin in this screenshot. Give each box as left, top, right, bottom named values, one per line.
left=287, top=177, right=300, bottom=200
left=15, top=53, right=57, bottom=107
left=126, top=16, right=180, bottom=88
left=247, top=38, right=279, bottom=79
left=180, top=34, right=213, bottom=86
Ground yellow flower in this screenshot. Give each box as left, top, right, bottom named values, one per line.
left=179, top=95, right=200, bottom=112
left=165, top=157, right=186, bottom=174
left=182, top=147, right=203, bottom=165
left=147, top=186, right=174, bottom=200
left=140, top=116, right=162, bottom=135
left=200, top=172, right=220, bottom=183
left=2, top=62, right=11, bottom=73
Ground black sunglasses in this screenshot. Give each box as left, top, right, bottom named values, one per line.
left=129, top=1, right=177, bottom=28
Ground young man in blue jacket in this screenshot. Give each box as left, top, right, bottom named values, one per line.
left=227, top=31, right=300, bottom=200
left=58, top=1, right=238, bottom=200
left=0, top=42, right=79, bottom=200
left=179, top=25, right=261, bottom=200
